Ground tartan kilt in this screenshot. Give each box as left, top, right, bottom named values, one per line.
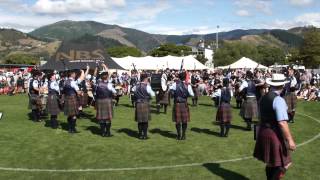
left=253, top=126, right=291, bottom=167
left=47, top=94, right=60, bottom=115
left=240, top=97, right=258, bottom=119
left=192, top=87, right=200, bottom=98
left=216, top=102, right=232, bottom=123
left=172, top=103, right=190, bottom=123
left=135, top=102, right=151, bottom=122
left=28, top=94, right=41, bottom=110
left=285, top=93, right=297, bottom=113
left=95, top=98, right=113, bottom=120
left=64, top=95, right=79, bottom=116
left=79, top=93, right=88, bottom=106
left=157, top=90, right=169, bottom=105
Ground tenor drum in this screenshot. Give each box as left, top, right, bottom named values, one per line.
left=151, top=74, right=162, bottom=91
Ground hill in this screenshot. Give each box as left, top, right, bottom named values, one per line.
left=29, top=20, right=163, bottom=52
left=29, top=20, right=306, bottom=52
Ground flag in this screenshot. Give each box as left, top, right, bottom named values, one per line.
left=180, top=59, right=184, bottom=71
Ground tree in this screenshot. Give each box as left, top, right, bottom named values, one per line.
left=300, top=28, right=320, bottom=68
left=214, top=42, right=259, bottom=66
left=149, top=43, right=192, bottom=57
left=195, top=54, right=208, bottom=64
left=4, top=53, right=39, bottom=65
left=107, top=46, right=143, bottom=58
left=256, top=45, right=286, bottom=66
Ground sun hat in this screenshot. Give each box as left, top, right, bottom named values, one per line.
left=266, top=73, right=288, bottom=86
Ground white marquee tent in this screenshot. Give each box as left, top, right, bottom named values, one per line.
left=217, top=57, right=267, bottom=69
left=112, top=55, right=208, bottom=70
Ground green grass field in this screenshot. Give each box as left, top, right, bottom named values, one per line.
left=0, top=95, right=319, bottom=180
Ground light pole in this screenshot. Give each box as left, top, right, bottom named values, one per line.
left=216, top=25, right=219, bottom=50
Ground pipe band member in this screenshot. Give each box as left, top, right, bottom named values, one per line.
left=156, top=69, right=170, bottom=113
left=283, top=67, right=297, bottom=123
left=47, top=72, right=61, bottom=129
left=94, top=71, right=116, bottom=137
left=63, top=69, right=81, bottom=134
left=216, top=78, right=233, bottom=137
left=133, top=73, right=155, bottom=140
left=28, top=69, right=42, bottom=122
left=254, top=73, right=296, bottom=180
left=240, top=70, right=259, bottom=131
left=170, top=71, right=194, bottom=140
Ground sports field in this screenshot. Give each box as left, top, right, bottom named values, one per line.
left=0, top=95, right=319, bottom=180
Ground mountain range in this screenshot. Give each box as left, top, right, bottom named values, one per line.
left=0, top=20, right=316, bottom=61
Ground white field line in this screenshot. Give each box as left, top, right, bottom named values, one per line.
left=0, top=112, right=318, bottom=172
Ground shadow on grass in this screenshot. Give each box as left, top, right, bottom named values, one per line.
left=212, top=122, right=248, bottom=131
left=117, top=128, right=139, bottom=139
left=120, top=104, right=135, bottom=108
left=86, top=126, right=101, bottom=136
left=149, top=128, right=176, bottom=139
left=190, top=127, right=220, bottom=137
left=203, top=163, right=249, bottom=180
left=199, top=103, right=214, bottom=107
left=60, top=122, right=69, bottom=131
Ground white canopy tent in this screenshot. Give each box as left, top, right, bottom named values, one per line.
left=217, top=57, right=267, bottom=70
left=112, top=55, right=208, bottom=70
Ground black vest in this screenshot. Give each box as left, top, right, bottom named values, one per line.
left=63, top=79, right=77, bottom=96
left=246, top=80, right=256, bottom=96
left=95, top=81, right=113, bottom=99
left=134, top=83, right=150, bottom=102
left=79, top=80, right=88, bottom=92
left=259, top=91, right=278, bottom=126
left=221, top=87, right=231, bottom=103
left=174, top=80, right=189, bottom=103
left=48, top=81, right=59, bottom=95
left=29, top=79, right=39, bottom=95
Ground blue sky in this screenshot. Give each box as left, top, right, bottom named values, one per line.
left=0, top=0, right=319, bottom=34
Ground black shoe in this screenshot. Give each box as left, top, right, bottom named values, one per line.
left=176, top=135, right=181, bottom=140
left=143, top=136, right=149, bottom=140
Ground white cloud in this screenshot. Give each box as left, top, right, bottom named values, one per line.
left=234, top=0, right=272, bottom=15
left=236, top=9, right=251, bottom=17
left=32, top=0, right=126, bottom=14
left=267, top=13, right=320, bottom=29
left=128, top=1, right=171, bottom=20
left=288, top=0, right=314, bottom=6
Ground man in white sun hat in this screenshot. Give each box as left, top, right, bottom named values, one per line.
left=254, top=73, right=296, bottom=180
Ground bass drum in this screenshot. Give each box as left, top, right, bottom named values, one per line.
left=151, top=74, right=162, bottom=91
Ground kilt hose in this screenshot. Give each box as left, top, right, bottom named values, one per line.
left=47, top=94, right=60, bottom=115
left=157, top=90, right=169, bottom=105
left=240, top=96, right=258, bottom=119
left=135, top=102, right=151, bottom=123
left=172, top=102, right=190, bottom=123
left=254, top=126, right=291, bottom=167
left=79, top=93, right=89, bottom=107
left=216, top=102, right=232, bottom=124
left=95, top=98, right=113, bottom=121
left=64, top=95, right=79, bottom=116
left=28, top=94, right=42, bottom=110
left=192, top=87, right=200, bottom=99
left=285, top=93, right=297, bottom=113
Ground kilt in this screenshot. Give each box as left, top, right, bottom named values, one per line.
left=172, top=103, right=190, bottom=123
left=216, top=102, right=232, bottom=123
left=192, top=87, right=200, bottom=99
left=135, top=102, right=151, bottom=122
left=95, top=98, right=113, bottom=120
left=157, top=90, right=169, bottom=105
left=79, top=93, right=88, bottom=107
left=64, top=95, right=79, bottom=116
left=240, top=97, right=258, bottom=119
left=253, top=126, right=291, bottom=167
left=47, top=94, right=60, bottom=115
left=28, top=94, right=41, bottom=110
left=285, top=93, right=297, bottom=113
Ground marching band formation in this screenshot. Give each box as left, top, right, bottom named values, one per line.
left=26, top=64, right=298, bottom=179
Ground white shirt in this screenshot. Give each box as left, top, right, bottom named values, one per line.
left=50, top=81, right=60, bottom=94
left=69, top=78, right=79, bottom=91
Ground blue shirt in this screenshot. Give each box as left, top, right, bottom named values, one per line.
left=273, top=94, right=289, bottom=122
